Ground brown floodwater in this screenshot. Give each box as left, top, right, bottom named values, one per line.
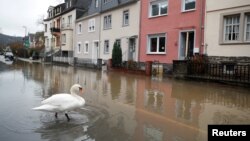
left=0, top=59, right=250, bottom=141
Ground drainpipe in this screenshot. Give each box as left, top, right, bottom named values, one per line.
left=138, top=0, right=142, bottom=62
left=199, top=0, right=205, bottom=55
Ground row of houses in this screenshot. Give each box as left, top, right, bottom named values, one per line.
left=44, top=0, right=250, bottom=71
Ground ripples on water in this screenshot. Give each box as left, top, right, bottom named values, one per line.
left=0, top=60, right=250, bottom=141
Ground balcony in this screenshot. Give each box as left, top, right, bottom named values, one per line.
left=50, top=27, right=60, bottom=36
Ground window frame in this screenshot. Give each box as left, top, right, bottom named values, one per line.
left=77, top=42, right=81, bottom=54
left=244, top=14, right=250, bottom=42
left=149, top=0, right=168, bottom=18
left=123, top=10, right=129, bottom=26
left=219, top=10, right=250, bottom=45
left=104, top=15, right=112, bottom=30
left=61, top=34, right=66, bottom=44
left=182, top=0, right=196, bottom=12
left=223, top=15, right=240, bottom=42
left=84, top=41, right=89, bottom=54
left=78, top=23, right=82, bottom=34
left=147, top=33, right=167, bottom=54
left=104, top=40, right=110, bottom=54
left=88, top=19, right=95, bottom=32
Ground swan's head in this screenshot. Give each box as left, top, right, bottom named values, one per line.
left=70, top=84, right=83, bottom=95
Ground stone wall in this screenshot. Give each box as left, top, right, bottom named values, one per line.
left=208, top=56, right=250, bottom=65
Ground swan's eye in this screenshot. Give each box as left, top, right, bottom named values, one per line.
left=79, top=87, right=82, bottom=91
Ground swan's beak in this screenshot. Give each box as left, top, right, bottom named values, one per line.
left=79, top=87, right=83, bottom=94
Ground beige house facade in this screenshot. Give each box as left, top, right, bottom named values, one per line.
left=100, top=0, right=140, bottom=62
left=205, top=0, right=250, bottom=63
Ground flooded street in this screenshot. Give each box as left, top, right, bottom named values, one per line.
left=0, top=60, right=250, bottom=141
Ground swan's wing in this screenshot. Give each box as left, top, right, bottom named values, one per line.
left=41, top=94, right=77, bottom=106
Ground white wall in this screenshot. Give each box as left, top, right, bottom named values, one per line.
left=100, top=1, right=140, bottom=61
left=205, top=0, right=250, bottom=57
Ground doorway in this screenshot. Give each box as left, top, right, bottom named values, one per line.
left=128, top=38, right=136, bottom=61
left=92, top=41, right=99, bottom=64
left=179, top=31, right=195, bottom=60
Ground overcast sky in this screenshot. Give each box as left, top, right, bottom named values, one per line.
left=0, top=0, right=64, bottom=37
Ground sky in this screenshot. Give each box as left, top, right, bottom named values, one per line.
left=0, top=0, right=64, bottom=37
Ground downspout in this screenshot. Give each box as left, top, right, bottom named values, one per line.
left=138, top=0, right=142, bottom=62
left=199, top=0, right=205, bottom=55
left=98, top=0, right=102, bottom=59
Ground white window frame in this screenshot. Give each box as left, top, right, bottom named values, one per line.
left=123, top=10, right=129, bottom=26
left=61, top=34, right=66, bottom=44
left=244, top=14, right=250, bottom=42
left=88, top=19, right=95, bottom=32
left=77, top=42, right=81, bottom=54
left=104, top=0, right=111, bottom=4
left=104, top=15, right=112, bottom=29
left=182, top=0, right=196, bottom=12
left=147, top=33, right=167, bottom=54
left=104, top=40, right=109, bottom=54
left=78, top=23, right=82, bottom=34
left=223, top=15, right=240, bottom=42
left=84, top=41, right=89, bottom=54
left=95, top=0, right=99, bottom=7
left=149, top=0, right=168, bottom=17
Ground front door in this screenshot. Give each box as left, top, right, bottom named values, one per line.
left=92, top=41, right=99, bottom=64
left=128, top=38, right=136, bottom=61
left=179, top=31, right=195, bottom=60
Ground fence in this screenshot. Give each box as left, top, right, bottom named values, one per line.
left=53, top=57, right=73, bottom=64
left=187, top=62, right=250, bottom=84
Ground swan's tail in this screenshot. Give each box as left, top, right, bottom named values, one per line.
left=32, top=105, right=57, bottom=112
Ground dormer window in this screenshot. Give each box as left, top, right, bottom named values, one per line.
left=104, top=0, right=111, bottom=4
left=95, top=0, right=99, bottom=8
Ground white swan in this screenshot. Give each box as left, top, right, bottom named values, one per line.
left=32, top=84, right=85, bottom=121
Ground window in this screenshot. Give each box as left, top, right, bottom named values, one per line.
left=78, top=23, right=82, bottom=34
left=182, top=0, right=196, bottom=12
left=77, top=42, right=81, bottom=53
left=62, top=34, right=66, bottom=44
left=68, top=15, right=72, bottom=26
left=150, top=0, right=168, bottom=17
left=104, top=40, right=109, bottom=54
left=245, top=15, right=250, bottom=41
left=182, top=0, right=196, bottom=11
left=69, top=0, right=72, bottom=7
left=84, top=42, right=89, bottom=54
left=104, top=0, right=111, bottom=4
left=88, top=19, right=95, bottom=32
left=95, top=0, right=99, bottom=7
left=104, top=15, right=112, bottom=29
left=224, top=15, right=240, bottom=41
left=45, top=24, right=47, bottom=32
left=123, top=10, right=129, bottom=26
left=148, top=34, right=166, bottom=54
left=220, top=12, right=250, bottom=44
left=115, top=39, right=121, bottom=47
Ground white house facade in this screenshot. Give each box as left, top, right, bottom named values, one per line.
left=205, top=0, right=250, bottom=63
left=100, top=0, right=140, bottom=62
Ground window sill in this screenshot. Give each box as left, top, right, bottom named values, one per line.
left=181, top=9, right=196, bottom=13
left=220, top=41, right=250, bottom=45
left=88, top=30, right=95, bottom=33
left=103, top=28, right=112, bottom=30
left=122, top=24, right=129, bottom=27
left=146, top=52, right=166, bottom=55
left=149, top=14, right=168, bottom=19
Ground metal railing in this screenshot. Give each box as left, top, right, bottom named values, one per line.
left=187, top=62, right=250, bottom=83
left=53, top=56, right=73, bottom=64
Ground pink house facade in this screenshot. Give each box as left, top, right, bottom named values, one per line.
left=139, top=0, right=205, bottom=65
